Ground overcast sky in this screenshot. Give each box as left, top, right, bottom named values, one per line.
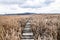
left=0, top=0, right=60, bottom=14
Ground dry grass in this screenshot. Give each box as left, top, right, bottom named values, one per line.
left=30, top=15, right=60, bottom=40
left=0, top=14, right=60, bottom=40
left=0, top=15, right=30, bottom=40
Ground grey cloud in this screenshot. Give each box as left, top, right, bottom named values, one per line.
left=20, top=5, right=42, bottom=8
left=0, top=0, right=27, bottom=4
left=20, top=0, right=55, bottom=8
left=44, top=0, right=54, bottom=5
left=0, top=0, right=55, bottom=8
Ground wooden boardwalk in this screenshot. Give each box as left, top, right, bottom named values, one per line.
left=21, top=20, right=34, bottom=40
